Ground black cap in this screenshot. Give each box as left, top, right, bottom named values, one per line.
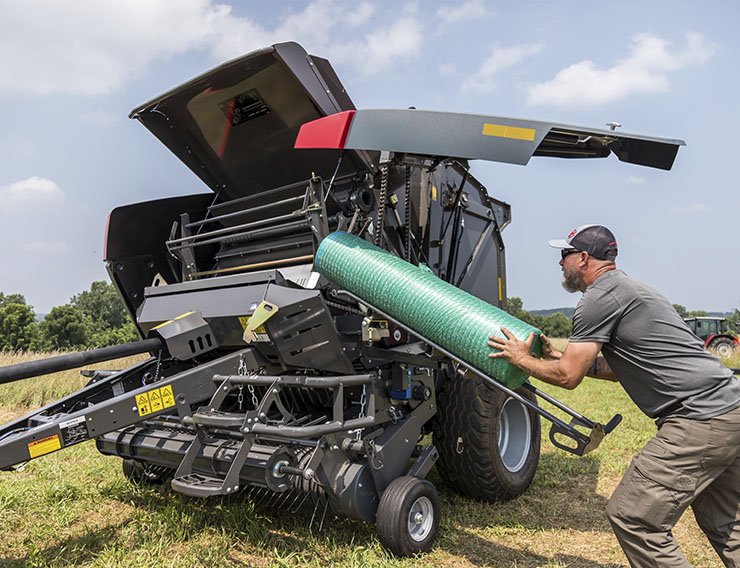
left=548, top=224, right=618, bottom=261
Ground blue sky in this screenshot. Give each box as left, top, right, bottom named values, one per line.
left=1, top=0, right=738, bottom=313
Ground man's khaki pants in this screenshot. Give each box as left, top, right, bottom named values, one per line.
left=606, top=404, right=740, bottom=567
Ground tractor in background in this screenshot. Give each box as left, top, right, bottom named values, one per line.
left=684, top=317, right=738, bottom=358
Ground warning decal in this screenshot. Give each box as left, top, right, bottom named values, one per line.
left=28, top=434, right=62, bottom=459
left=59, top=416, right=89, bottom=446
left=136, top=385, right=177, bottom=417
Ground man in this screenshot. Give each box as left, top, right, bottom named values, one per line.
left=488, top=224, right=740, bottom=567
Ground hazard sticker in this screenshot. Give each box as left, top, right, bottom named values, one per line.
left=136, top=385, right=177, bottom=417
left=28, top=434, right=62, bottom=459
left=59, top=416, right=89, bottom=446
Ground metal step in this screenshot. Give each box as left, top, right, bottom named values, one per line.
left=191, top=409, right=245, bottom=429
left=171, top=473, right=240, bottom=497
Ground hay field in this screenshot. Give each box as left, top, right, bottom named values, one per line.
left=0, top=348, right=736, bottom=567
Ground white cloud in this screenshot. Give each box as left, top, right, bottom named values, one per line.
left=0, top=177, right=64, bottom=211
left=627, top=175, right=645, bottom=186
left=463, top=43, right=543, bottom=94
left=21, top=241, right=72, bottom=254
left=436, top=0, right=487, bottom=24
left=0, top=0, right=421, bottom=96
left=527, top=32, right=717, bottom=107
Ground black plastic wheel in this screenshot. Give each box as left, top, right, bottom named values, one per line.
left=433, top=370, right=540, bottom=501
left=121, top=459, right=168, bottom=485
left=375, top=476, right=440, bottom=556
left=709, top=337, right=735, bottom=359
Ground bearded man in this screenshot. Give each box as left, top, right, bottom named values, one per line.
left=488, top=224, right=740, bottom=567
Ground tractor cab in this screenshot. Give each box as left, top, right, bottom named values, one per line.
left=684, top=317, right=738, bottom=358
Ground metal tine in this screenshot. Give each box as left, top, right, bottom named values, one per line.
left=309, top=494, right=321, bottom=529
left=317, top=498, right=329, bottom=532
left=293, top=487, right=313, bottom=513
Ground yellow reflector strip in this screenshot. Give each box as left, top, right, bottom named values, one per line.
left=498, top=277, right=503, bottom=302
left=482, top=123, right=536, bottom=142
left=28, top=434, right=62, bottom=458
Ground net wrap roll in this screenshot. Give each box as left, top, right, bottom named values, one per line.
left=314, top=231, right=541, bottom=388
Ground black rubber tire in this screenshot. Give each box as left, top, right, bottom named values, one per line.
left=433, top=371, right=540, bottom=501
left=376, top=476, right=440, bottom=557
left=121, top=459, right=167, bottom=485
left=709, top=337, right=735, bottom=359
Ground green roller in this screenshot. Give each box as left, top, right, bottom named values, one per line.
left=315, top=231, right=541, bottom=388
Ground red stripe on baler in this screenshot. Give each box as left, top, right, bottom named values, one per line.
left=294, top=110, right=355, bottom=149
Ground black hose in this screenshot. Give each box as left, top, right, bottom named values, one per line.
left=0, top=338, right=164, bottom=385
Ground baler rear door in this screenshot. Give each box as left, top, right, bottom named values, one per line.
left=130, top=42, right=373, bottom=203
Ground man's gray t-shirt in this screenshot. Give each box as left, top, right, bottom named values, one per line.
left=570, top=269, right=740, bottom=423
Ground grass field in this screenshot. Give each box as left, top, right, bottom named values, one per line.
left=0, top=348, right=737, bottom=567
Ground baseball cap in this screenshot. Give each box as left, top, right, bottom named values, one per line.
left=548, top=224, right=618, bottom=261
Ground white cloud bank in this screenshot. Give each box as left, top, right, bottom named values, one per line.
left=0, top=176, right=64, bottom=211
left=436, top=0, right=488, bottom=24
left=463, top=43, right=543, bottom=94
left=0, top=0, right=421, bottom=96
left=527, top=33, right=716, bottom=107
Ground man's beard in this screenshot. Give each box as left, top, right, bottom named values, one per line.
left=562, top=267, right=585, bottom=293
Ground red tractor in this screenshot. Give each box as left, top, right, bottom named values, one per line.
left=684, top=317, right=738, bottom=358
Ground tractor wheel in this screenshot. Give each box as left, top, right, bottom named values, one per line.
left=121, top=459, right=169, bottom=485
left=375, top=476, right=440, bottom=556
left=433, top=370, right=540, bottom=501
left=709, top=337, right=735, bottom=359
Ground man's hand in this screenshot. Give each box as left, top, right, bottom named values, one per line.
left=540, top=334, right=563, bottom=360
left=488, top=327, right=534, bottom=368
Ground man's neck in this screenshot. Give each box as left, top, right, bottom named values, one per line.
left=583, top=263, right=616, bottom=287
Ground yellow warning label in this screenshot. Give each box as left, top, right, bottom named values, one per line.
left=149, top=389, right=163, bottom=412
left=160, top=385, right=175, bottom=408
left=431, top=185, right=437, bottom=201
left=482, top=123, right=536, bottom=141
left=28, top=434, right=62, bottom=459
left=136, top=392, right=151, bottom=416
left=136, top=385, right=177, bottom=417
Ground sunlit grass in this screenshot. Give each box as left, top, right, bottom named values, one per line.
left=0, top=349, right=731, bottom=567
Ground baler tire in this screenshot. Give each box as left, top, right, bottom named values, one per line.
left=375, top=476, right=440, bottom=556
left=433, top=371, right=540, bottom=502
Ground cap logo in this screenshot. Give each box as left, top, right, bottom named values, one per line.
left=567, top=228, right=578, bottom=239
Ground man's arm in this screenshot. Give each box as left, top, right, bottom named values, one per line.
left=488, top=328, right=615, bottom=389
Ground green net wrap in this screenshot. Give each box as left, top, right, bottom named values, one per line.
left=315, top=232, right=541, bottom=389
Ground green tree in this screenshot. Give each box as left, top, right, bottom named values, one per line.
left=539, top=312, right=572, bottom=338
left=673, top=304, right=688, bottom=318
left=37, top=305, right=93, bottom=350
left=0, top=302, right=38, bottom=350
left=72, top=281, right=131, bottom=330
left=0, top=292, right=28, bottom=307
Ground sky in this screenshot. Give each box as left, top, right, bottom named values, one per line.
left=1, top=0, right=738, bottom=313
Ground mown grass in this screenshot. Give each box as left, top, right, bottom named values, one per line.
left=0, top=348, right=737, bottom=567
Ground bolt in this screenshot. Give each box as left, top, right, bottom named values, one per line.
left=414, top=512, right=423, bottom=525
left=304, top=468, right=315, bottom=480
left=226, top=487, right=231, bottom=493
left=132, top=406, right=138, bottom=412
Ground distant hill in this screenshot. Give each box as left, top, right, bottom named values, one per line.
left=530, top=308, right=734, bottom=319
left=531, top=307, right=575, bottom=318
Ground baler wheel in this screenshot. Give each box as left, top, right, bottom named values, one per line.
left=375, top=476, right=440, bottom=556
left=434, top=371, right=540, bottom=501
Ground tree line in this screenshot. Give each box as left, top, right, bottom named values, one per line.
left=506, top=296, right=740, bottom=339
left=0, top=282, right=138, bottom=352
left=0, top=285, right=737, bottom=352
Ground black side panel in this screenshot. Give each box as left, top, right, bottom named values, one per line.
left=105, top=193, right=213, bottom=324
